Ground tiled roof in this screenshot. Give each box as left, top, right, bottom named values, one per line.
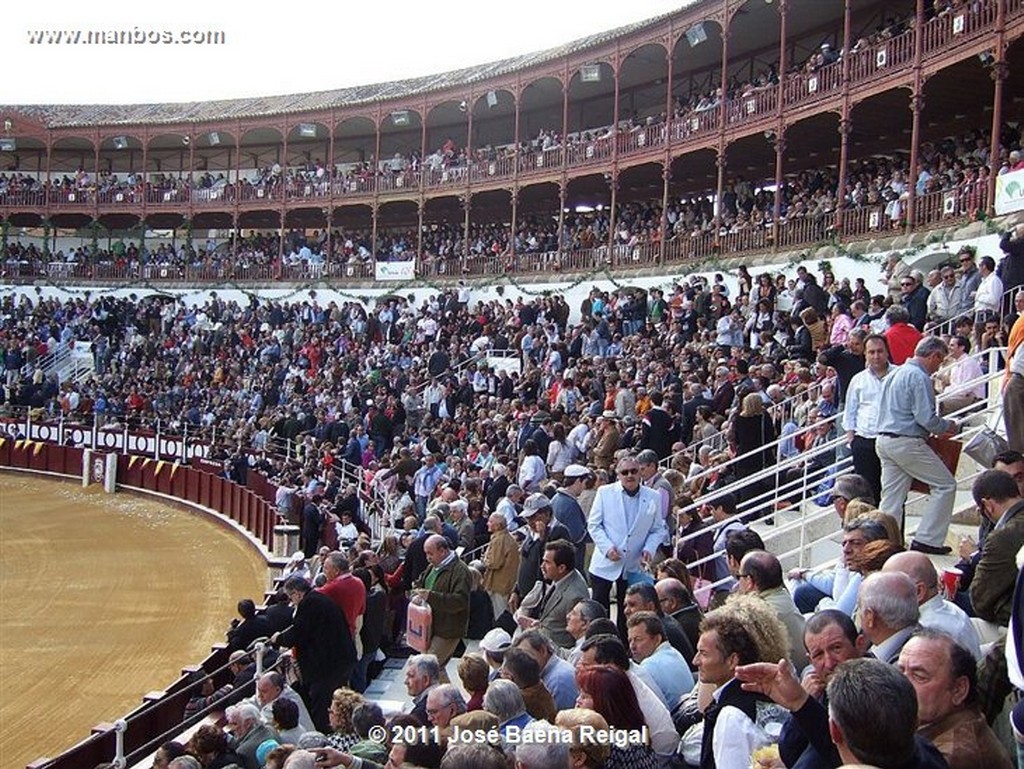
left=10, top=6, right=692, bottom=129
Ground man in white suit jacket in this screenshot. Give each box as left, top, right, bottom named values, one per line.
left=587, top=453, right=668, bottom=636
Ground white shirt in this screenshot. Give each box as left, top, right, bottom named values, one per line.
left=567, top=423, right=589, bottom=460
left=944, top=354, right=985, bottom=400
left=517, top=454, right=546, bottom=491
left=627, top=670, right=680, bottom=757
left=547, top=440, right=572, bottom=474
left=711, top=682, right=775, bottom=769
left=919, top=593, right=983, bottom=661
left=974, top=271, right=1004, bottom=313
left=495, top=496, right=520, bottom=532
left=1012, top=340, right=1024, bottom=376
left=843, top=365, right=890, bottom=437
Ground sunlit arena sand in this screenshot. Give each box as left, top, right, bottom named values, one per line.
left=0, top=473, right=268, bottom=769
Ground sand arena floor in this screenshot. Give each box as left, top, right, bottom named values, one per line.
left=0, top=473, right=268, bottom=769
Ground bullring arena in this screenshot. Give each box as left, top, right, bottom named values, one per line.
left=2, top=0, right=1024, bottom=767
left=0, top=473, right=267, bottom=769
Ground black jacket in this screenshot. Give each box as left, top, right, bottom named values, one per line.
left=640, top=406, right=675, bottom=460
left=277, top=589, right=355, bottom=686
left=901, top=284, right=930, bottom=331
left=227, top=614, right=273, bottom=652
left=781, top=691, right=950, bottom=769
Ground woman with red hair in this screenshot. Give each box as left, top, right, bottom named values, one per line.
left=574, top=664, right=657, bottom=769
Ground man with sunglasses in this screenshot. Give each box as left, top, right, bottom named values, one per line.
left=957, top=247, right=981, bottom=317
left=926, top=267, right=963, bottom=333
left=899, top=272, right=930, bottom=332
left=587, top=454, right=667, bottom=637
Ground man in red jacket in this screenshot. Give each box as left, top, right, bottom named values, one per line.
left=318, top=552, right=366, bottom=647
left=883, top=305, right=922, bottom=365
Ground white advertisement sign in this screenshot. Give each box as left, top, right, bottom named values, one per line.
left=375, top=260, right=416, bottom=281
left=995, top=167, right=1024, bottom=216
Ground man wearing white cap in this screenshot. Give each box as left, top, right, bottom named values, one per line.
left=591, top=411, right=621, bottom=470
left=479, top=628, right=512, bottom=681
left=588, top=454, right=667, bottom=637
left=551, top=464, right=592, bottom=575
left=509, top=494, right=572, bottom=614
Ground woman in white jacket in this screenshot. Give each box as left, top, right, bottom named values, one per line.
left=546, top=423, right=572, bottom=481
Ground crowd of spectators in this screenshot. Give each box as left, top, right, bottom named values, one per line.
left=4, top=109, right=1019, bottom=284
left=3, top=0, right=1015, bottom=274
left=10, top=229, right=1018, bottom=769
left=147, top=464, right=1023, bottom=769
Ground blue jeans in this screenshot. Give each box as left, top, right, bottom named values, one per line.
left=414, top=495, right=428, bottom=522
left=350, top=651, right=374, bottom=693
left=793, top=582, right=830, bottom=614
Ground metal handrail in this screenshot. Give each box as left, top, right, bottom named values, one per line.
left=675, top=344, right=1009, bottom=587
left=663, top=376, right=831, bottom=470
left=924, top=282, right=1019, bottom=334
left=122, top=643, right=284, bottom=768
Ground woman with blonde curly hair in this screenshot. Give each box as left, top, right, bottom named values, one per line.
left=325, top=688, right=364, bottom=751
left=717, top=592, right=791, bottom=665
left=555, top=708, right=611, bottom=769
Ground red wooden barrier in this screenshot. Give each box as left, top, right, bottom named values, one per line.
left=237, top=490, right=248, bottom=531
left=185, top=468, right=195, bottom=502
left=128, top=456, right=145, bottom=487
left=27, top=441, right=48, bottom=471
left=199, top=472, right=212, bottom=508
left=211, top=476, right=223, bottom=512
left=233, top=485, right=244, bottom=526
left=64, top=447, right=84, bottom=476
left=172, top=465, right=187, bottom=500
left=157, top=463, right=173, bottom=496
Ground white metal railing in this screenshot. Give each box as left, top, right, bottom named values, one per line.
left=668, top=376, right=832, bottom=469
left=923, top=282, right=1019, bottom=336
left=677, top=344, right=1010, bottom=593
left=30, top=340, right=96, bottom=385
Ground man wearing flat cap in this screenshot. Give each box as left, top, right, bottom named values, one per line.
left=552, top=464, right=592, bottom=574
left=591, top=411, right=621, bottom=469
left=508, top=493, right=572, bottom=614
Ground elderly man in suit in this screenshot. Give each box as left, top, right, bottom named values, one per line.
left=225, top=702, right=277, bottom=769
left=514, top=539, right=589, bottom=648
left=588, top=453, right=668, bottom=636
left=271, top=576, right=355, bottom=733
